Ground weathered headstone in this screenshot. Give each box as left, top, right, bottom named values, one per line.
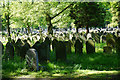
left=74, top=39, right=83, bottom=54
left=39, top=37, right=50, bottom=62
left=52, top=39, right=58, bottom=52
left=106, top=33, right=116, bottom=48
left=5, top=42, right=14, bottom=59
left=64, top=40, right=71, bottom=54
left=0, top=41, right=4, bottom=54
left=26, top=48, right=39, bottom=71
left=116, top=37, right=120, bottom=53
left=86, top=39, right=95, bottom=54
left=56, top=41, right=66, bottom=61
left=101, top=35, right=106, bottom=43
left=20, top=40, right=30, bottom=59
left=15, top=39, right=24, bottom=56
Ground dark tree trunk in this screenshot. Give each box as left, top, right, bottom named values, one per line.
left=27, top=24, right=30, bottom=35
left=46, top=14, right=53, bottom=35
left=76, top=27, right=79, bottom=33
left=86, top=25, right=89, bottom=34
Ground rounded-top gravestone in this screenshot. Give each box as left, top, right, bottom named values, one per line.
left=74, top=39, right=83, bottom=54
left=26, top=48, right=39, bottom=71
left=5, top=42, right=14, bottom=59
left=56, top=41, right=66, bottom=61
left=86, top=39, right=95, bottom=54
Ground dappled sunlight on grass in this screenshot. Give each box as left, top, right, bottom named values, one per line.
left=2, top=42, right=120, bottom=79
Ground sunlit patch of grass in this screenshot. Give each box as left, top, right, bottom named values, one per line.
left=2, top=42, right=120, bottom=78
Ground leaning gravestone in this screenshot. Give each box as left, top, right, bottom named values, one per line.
left=56, top=41, right=66, bottom=61
left=26, top=48, right=39, bottom=71
left=74, top=39, right=83, bottom=54
left=86, top=39, right=95, bottom=54
left=0, top=41, right=4, bottom=54
left=5, top=42, right=14, bottom=59
left=20, top=40, right=30, bottom=59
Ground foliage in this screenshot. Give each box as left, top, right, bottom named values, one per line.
left=69, top=2, right=106, bottom=29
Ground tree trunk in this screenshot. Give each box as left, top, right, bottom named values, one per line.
left=46, top=14, right=53, bottom=35
left=86, top=25, right=89, bottom=34
left=27, top=25, right=30, bottom=35
left=76, top=27, right=79, bottom=33
left=6, top=13, right=11, bottom=42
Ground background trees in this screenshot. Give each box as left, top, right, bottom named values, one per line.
left=69, top=2, right=106, bottom=33
left=1, top=1, right=120, bottom=37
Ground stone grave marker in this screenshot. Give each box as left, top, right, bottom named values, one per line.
left=52, top=39, right=58, bottom=52
left=26, top=48, right=39, bottom=71
left=103, top=46, right=112, bottom=53
left=64, top=40, right=71, bottom=54
left=56, top=41, right=66, bottom=61
left=86, top=39, right=95, bottom=54
left=20, top=40, right=30, bottom=59
left=5, top=42, right=14, bottom=59
left=0, top=41, right=4, bottom=54
left=15, top=39, right=24, bottom=56
left=39, top=37, right=50, bottom=62
left=116, top=37, right=120, bottom=53
left=74, top=39, right=83, bottom=54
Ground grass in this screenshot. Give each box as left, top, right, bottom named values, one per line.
left=2, top=41, right=120, bottom=79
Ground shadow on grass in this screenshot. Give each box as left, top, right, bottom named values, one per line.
left=2, top=51, right=120, bottom=79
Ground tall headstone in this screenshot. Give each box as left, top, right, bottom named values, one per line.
left=15, top=39, right=24, bottom=56
left=26, top=48, right=39, bottom=71
left=52, top=39, right=58, bottom=52
left=5, top=42, right=14, bottom=59
left=0, top=41, right=4, bottom=54
left=64, top=40, right=71, bottom=54
left=86, top=39, right=95, bottom=54
left=116, top=37, right=120, bottom=53
left=56, top=41, right=66, bottom=61
left=74, top=39, right=83, bottom=54
left=20, top=40, right=30, bottom=59
left=39, top=37, right=50, bottom=62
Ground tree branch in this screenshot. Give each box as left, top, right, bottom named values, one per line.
left=51, top=3, right=74, bottom=20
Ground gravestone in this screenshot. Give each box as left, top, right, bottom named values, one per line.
left=20, top=40, right=30, bottom=59
left=56, top=41, right=66, bottom=61
left=86, top=39, right=95, bottom=54
left=0, top=41, right=4, bottom=54
left=103, top=46, right=112, bottom=53
left=106, top=33, right=116, bottom=48
left=26, top=48, right=39, bottom=71
left=64, top=40, right=71, bottom=54
left=74, top=39, right=83, bottom=54
left=52, top=39, right=58, bottom=52
left=15, top=39, right=24, bottom=56
left=39, top=37, right=50, bottom=62
left=5, top=42, right=14, bottom=59
left=32, top=38, right=50, bottom=62
left=101, top=35, right=106, bottom=43
left=116, top=37, right=120, bottom=53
